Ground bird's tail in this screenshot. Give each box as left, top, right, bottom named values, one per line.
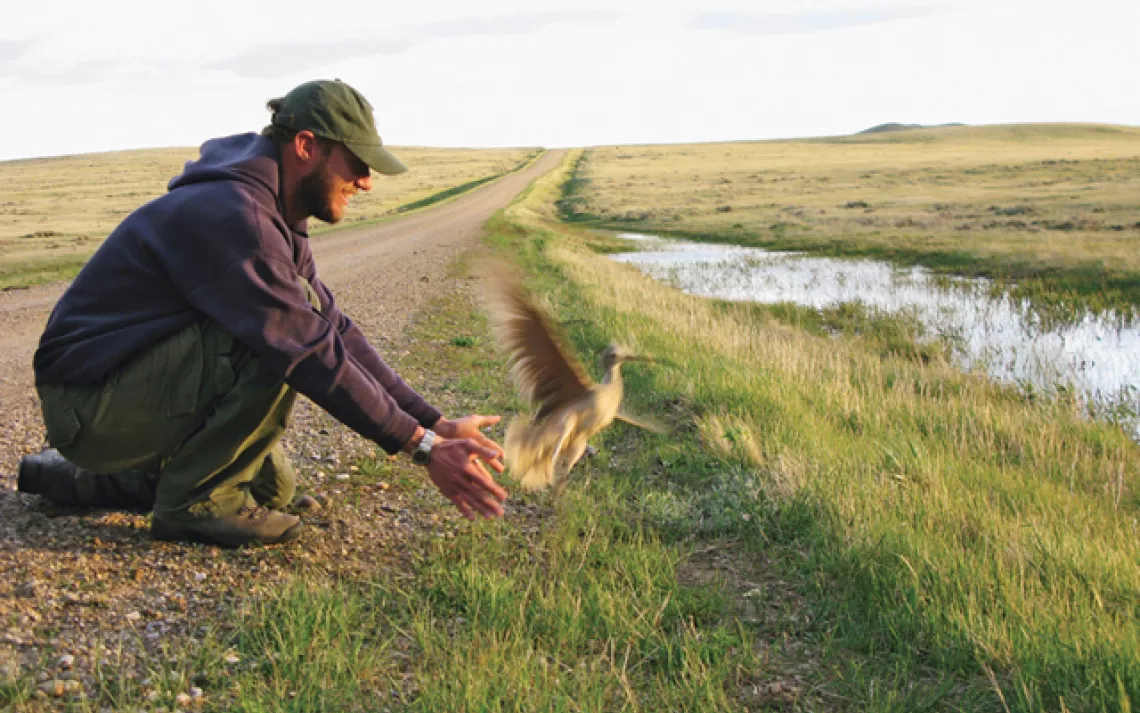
left=504, top=416, right=558, bottom=491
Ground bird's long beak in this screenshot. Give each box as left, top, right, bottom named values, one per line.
left=629, top=353, right=670, bottom=367
left=626, top=354, right=674, bottom=366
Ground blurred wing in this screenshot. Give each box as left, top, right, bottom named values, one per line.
left=484, top=262, right=592, bottom=419
left=505, top=416, right=557, bottom=491
left=616, top=409, right=669, bottom=434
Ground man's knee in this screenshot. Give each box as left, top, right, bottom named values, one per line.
left=250, top=447, right=297, bottom=509
left=255, top=479, right=295, bottom=510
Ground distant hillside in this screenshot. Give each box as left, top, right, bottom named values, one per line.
left=828, top=122, right=1140, bottom=145
left=859, top=122, right=966, bottom=134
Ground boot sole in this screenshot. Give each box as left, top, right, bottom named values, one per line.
left=151, top=518, right=304, bottom=548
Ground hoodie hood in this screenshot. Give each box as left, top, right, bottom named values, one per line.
left=168, top=132, right=311, bottom=235
left=168, top=132, right=283, bottom=210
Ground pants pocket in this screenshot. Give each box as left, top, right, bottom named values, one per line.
left=161, top=325, right=205, bottom=417
left=37, top=382, right=86, bottom=450
left=87, top=324, right=206, bottom=454
left=44, top=406, right=82, bottom=450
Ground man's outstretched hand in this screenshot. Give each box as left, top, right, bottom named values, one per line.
left=426, top=416, right=507, bottom=519
left=427, top=437, right=508, bottom=520
left=433, top=415, right=504, bottom=457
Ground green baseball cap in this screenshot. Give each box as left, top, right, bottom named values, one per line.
left=270, top=79, right=407, bottom=175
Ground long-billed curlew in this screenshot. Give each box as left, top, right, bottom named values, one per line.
left=484, top=263, right=663, bottom=491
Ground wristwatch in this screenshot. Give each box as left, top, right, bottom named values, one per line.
left=411, top=429, right=437, bottom=465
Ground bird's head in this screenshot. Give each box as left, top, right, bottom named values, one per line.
left=601, top=343, right=653, bottom=370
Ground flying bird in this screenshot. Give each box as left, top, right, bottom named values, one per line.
left=484, top=263, right=664, bottom=491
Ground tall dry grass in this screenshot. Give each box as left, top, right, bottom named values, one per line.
left=570, top=124, right=1140, bottom=310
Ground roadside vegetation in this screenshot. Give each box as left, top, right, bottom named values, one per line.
left=0, top=146, right=538, bottom=290
left=562, top=124, right=1140, bottom=315
left=500, top=150, right=1140, bottom=711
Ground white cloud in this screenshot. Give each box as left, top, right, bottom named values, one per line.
left=687, top=8, right=937, bottom=34
left=208, top=11, right=618, bottom=79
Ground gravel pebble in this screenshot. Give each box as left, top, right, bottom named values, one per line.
left=293, top=495, right=321, bottom=513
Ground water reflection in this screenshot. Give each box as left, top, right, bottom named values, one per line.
left=610, top=232, right=1140, bottom=426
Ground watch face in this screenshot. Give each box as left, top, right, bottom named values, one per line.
left=412, top=430, right=435, bottom=465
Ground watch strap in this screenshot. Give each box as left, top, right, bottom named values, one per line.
left=412, top=429, right=436, bottom=465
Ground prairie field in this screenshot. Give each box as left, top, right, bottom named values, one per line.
left=566, top=124, right=1140, bottom=310
left=0, top=145, right=537, bottom=289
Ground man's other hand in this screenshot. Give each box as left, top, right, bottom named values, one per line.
left=426, top=438, right=508, bottom=520
left=433, top=415, right=505, bottom=467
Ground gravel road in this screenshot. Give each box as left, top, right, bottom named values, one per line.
left=0, top=149, right=564, bottom=704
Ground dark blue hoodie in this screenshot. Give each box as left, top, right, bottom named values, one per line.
left=34, top=133, right=440, bottom=453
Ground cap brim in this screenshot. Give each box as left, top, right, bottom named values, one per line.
left=345, top=141, right=407, bottom=175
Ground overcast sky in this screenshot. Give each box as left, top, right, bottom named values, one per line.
left=1, top=0, right=1136, bottom=161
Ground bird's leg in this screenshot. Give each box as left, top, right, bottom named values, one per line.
left=549, top=435, right=593, bottom=504
left=549, top=417, right=574, bottom=466
left=561, top=437, right=591, bottom=475
left=552, top=473, right=570, bottom=503
left=525, top=412, right=580, bottom=492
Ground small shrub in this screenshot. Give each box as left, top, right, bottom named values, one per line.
left=989, top=205, right=1034, bottom=216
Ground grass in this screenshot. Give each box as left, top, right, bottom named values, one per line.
left=562, top=123, right=1140, bottom=315
left=40, top=520, right=754, bottom=712
left=395, top=175, right=501, bottom=214
left=0, top=145, right=539, bottom=290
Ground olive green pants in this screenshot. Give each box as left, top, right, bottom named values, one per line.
left=36, top=280, right=325, bottom=520
left=37, top=318, right=297, bottom=521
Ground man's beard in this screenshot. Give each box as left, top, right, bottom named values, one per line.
left=298, top=160, right=340, bottom=224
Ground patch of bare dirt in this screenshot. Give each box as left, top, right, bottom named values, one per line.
left=677, top=543, right=842, bottom=711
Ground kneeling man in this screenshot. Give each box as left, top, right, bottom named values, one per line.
left=18, top=79, right=507, bottom=547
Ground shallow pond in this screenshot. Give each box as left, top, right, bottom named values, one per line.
left=609, top=232, right=1140, bottom=427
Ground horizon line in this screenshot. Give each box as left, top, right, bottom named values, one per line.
left=2, top=120, right=1138, bottom=164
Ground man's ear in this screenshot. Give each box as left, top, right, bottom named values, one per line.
left=292, top=130, right=322, bottom=164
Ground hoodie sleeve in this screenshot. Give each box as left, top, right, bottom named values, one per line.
left=305, top=272, right=443, bottom=427
left=158, top=187, right=421, bottom=454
